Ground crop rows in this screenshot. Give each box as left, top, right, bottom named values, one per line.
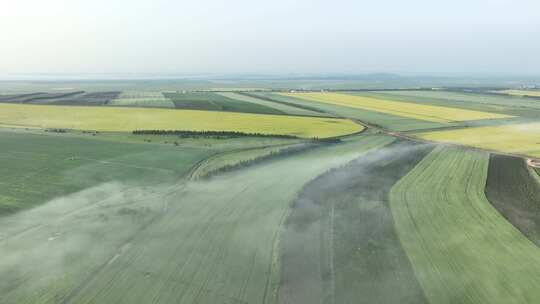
left=390, top=146, right=540, bottom=303
left=109, top=91, right=175, bottom=108
left=218, top=92, right=323, bottom=117
left=0, top=130, right=212, bottom=215
left=485, top=154, right=540, bottom=245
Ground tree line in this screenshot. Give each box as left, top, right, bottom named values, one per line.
left=132, top=129, right=299, bottom=139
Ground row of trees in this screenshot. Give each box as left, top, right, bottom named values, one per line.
left=132, top=130, right=299, bottom=139
left=203, top=139, right=342, bottom=179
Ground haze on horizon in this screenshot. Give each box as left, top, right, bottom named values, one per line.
left=1, top=0, right=539, bottom=77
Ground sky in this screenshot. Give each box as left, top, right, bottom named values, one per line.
left=1, top=0, right=539, bottom=76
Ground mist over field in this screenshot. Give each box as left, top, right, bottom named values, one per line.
left=2, top=0, right=540, bottom=303
left=0, top=136, right=390, bottom=303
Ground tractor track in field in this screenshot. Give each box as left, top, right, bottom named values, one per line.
left=2, top=149, right=216, bottom=302
left=60, top=195, right=174, bottom=304
left=58, top=172, right=201, bottom=303
left=262, top=196, right=293, bottom=304
left=327, top=204, right=336, bottom=304
left=0, top=186, right=141, bottom=243
left=69, top=157, right=177, bottom=173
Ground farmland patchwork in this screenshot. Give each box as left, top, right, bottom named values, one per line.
left=3, top=85, right=540, bottom=304
left=283, top=92, right=512, bottom=123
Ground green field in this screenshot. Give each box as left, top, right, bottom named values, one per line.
left=390, top=146, right=540, bottom=304
left=0, top=130, right=213, bottom=214
left=110, top=91, right=175, bottom=108
left=217, top=92, right=323, bottom=117
left=0, top=129, right=301, bottom=215
left=486, top=155, right=540, bottom=246
left=163, top=91, right=283, bottom=114
left=0, top=133, right=391, bottom=304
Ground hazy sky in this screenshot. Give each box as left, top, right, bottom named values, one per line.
left=1, top=0, right=539, bottom=76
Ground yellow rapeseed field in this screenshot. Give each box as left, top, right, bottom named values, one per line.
left=496, top=90, right=540, bottom=97
left=283, top=92, right=512, bottom=123
left=0, top=103, right=362, bottom=138
left=417, top=122, right=540, bottom=157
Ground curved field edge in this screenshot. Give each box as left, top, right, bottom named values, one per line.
left=390, top=146, right=540, bottom=304
left=0, top=134, right=392, bottom=304
left=485, top=155, right=540, bottom=246
left=0, top=103, right=362, bottom=138
left=191, top=141, right=332, bottom=180
left=279, top=140, right=432, bottom=304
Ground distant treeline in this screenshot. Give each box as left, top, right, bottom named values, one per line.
left=45, top=128, right=69, bottom=133
left=23, top=91, right=85, bottom=102
left=310, top=137, right=342, bottom=144
left=0, top=92, right=44, bottom=102
left=0, top=91, right=121, bottom=106
left=132, top=129, right=299, bottom=139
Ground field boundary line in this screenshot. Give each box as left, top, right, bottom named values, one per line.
left=188, top=142, right=312, bottom=180
left=59, top=181, right=192, bottom=304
